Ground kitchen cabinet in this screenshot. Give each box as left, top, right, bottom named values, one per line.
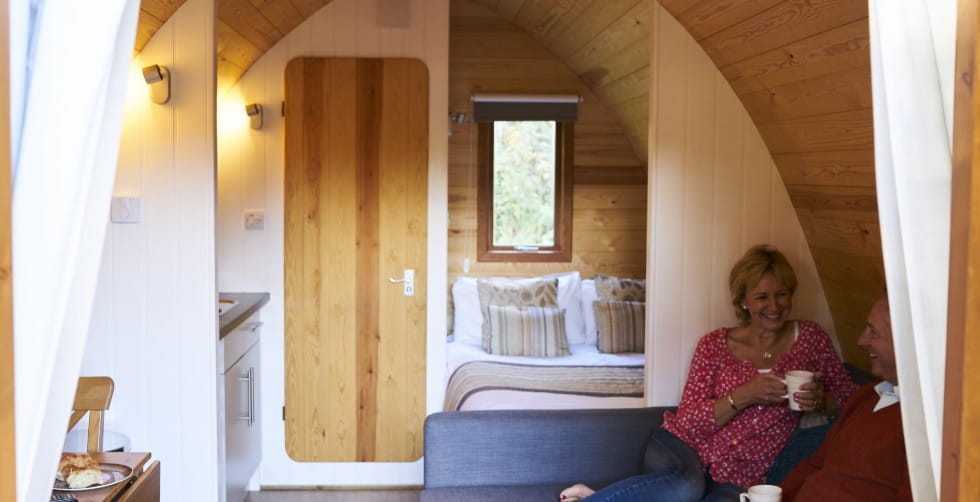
left=218, top=312, right=262, bottom=502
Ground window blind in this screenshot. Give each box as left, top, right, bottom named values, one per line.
left=471, top=93, right=580, bottom=122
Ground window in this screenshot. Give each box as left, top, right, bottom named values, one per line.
left=476, top=119, right=573, bottom=262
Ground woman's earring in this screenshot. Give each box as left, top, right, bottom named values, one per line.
left=741, top=305, right=748, bottom=310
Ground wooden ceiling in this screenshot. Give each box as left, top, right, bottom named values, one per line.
left=136, top=0, right=881, bottom=365
left=139, top=0, right=338, bottom=91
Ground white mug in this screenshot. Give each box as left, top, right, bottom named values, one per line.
left=782, top=370, right=814, bottom=411
left=739, top=484, right=782, bottom=502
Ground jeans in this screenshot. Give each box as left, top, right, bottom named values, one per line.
left=582, top=428, right=742, bottom=502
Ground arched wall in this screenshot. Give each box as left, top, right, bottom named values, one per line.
left=646, top=5, right=836, bottom=405
left=216, top=0, right=449, bottom=488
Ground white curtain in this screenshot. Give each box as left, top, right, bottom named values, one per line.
left=868, top=0, right=956, bottom=500
left=11, top=1, right=139, bottom=500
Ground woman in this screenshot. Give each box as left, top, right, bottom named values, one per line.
left=560, top=245, right=857, bottom=501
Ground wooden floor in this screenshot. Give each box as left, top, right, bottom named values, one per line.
left=246, top=490, right=421, bottom=501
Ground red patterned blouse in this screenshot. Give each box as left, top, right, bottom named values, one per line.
left=661, top=320, right=857, bottom=488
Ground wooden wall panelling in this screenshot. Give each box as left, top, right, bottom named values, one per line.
left=0, top=0, right=12, bottom=491
left=807, top=247, right=882, bottom=369
left=447, top=0, right=647, bottom=293
left=944, top=0, right=978, bottom=498
left=597, top=66, right=648, bottom=107
left=757, top=109, right=874, bottom=154
left=542, top=0, right=642, bottom=60
left=774, top=150, right=876, bottom=187
left=699, top=0, right=868, bottom=68
left=739, top=66, right=873, bottom=123
left=284, top=58, right=428, bottom=463
left=720, top=20, right=872, bottom=97
left=510, top=0, right=593, bottom=42
left=135, top=0, right=187, bottom=52
left=661, top=0, right=784, bottom=42
left=217, top=21, right=263, bottom=92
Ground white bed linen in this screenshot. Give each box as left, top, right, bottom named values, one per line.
left=446, top=340, right=645, bottom=381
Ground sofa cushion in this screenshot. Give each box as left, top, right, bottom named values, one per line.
left=423, top=407, right=673, bottom=490
left=765, top=420, right=835, bottom=485
left=420, top=483, right=570, bottom=502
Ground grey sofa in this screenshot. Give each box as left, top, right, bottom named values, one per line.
left=420, top=407, right=675, bottom=502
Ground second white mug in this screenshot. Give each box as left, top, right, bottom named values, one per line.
left=783, top=370, right=814, bottom=411
left=739, top=484, right=782, bottom=502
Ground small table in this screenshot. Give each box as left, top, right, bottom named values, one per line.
left=52, top=452, right=154, bottom=502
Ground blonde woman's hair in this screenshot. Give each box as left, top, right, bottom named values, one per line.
left=729, top=244, right=798, bottom=325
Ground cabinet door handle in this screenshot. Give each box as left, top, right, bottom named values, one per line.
left=246, top=321, right=264, bottom=333
left=238, top=367, right=254, bottom=425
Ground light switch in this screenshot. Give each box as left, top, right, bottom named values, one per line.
left=244, top=209, right=265, bottom=230
left=111, top=196, right=141, bottom=223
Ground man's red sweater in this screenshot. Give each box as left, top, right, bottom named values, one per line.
left=780, top=383, right=912, bottom=501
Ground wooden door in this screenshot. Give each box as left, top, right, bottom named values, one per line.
left=283, top=57, right=428, bottom=462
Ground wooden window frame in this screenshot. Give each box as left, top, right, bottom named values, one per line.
left=476, top=121, right=574, bottom=262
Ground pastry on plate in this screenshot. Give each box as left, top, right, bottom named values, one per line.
left=56, top=453, right=103, bottom=489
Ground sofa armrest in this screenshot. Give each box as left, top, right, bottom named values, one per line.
left=423, top=407, right=674, bottom=489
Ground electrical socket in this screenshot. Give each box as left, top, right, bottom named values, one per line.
left=244, top=209, right=264, bottom=230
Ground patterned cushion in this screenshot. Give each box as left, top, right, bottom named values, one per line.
left=594, top=275, right=646, bottom=302
left=486, top=305, right=570, bottom=357
left=593, top=300, right=645, bottom=353
left=477, top=277, right=559, bottom=351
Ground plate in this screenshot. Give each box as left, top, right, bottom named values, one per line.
left=53, top=463, right=133, bottom=492
left=218, top=298, right=239, bottom=317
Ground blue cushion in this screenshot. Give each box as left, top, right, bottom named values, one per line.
left=766, top=421, right=834, bottom=485
left=420, top=483, right=569, bottom=502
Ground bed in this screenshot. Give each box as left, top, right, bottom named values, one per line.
left=445, top=272, right=647, bottom=411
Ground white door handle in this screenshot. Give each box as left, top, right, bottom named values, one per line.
left=388, top=269, right=414, bottom=296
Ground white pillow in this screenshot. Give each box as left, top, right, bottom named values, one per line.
left=451, top=276, right=483, bottom=346
left=581, top=279, right=598, bottom=345
left=541, top=271, right=586, bottom=344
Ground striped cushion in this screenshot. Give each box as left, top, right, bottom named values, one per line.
left=486, top=305, right=569, bottom=357
left=593, top=300, right=645, bottom=353
left=477, top=277, right=559, bottom=352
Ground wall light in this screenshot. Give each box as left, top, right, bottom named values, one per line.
left=245, top=103, right=263, bottom=130
left=141, top=64, right=171, bottom=105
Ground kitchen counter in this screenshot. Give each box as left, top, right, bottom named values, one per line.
left=219, top=292, right=270, bottom=338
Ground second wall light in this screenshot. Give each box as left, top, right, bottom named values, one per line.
left=245, top=103, right=263, bottom=130
left=142, top=64, right=171, bottom=105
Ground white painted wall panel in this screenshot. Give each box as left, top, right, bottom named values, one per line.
left=216, top=0, right=448, bottom=488
left=83, top=0, right=217, bottom=499
left=647, top=6, right=834, bottom=405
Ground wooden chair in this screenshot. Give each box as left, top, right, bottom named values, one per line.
left=67, top=376, right=114, bottom=452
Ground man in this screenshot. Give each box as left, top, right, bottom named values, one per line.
left=779, top=295, right=912, bottom=501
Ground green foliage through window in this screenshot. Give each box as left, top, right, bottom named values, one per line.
left=492, top=121, right=556, bottom=247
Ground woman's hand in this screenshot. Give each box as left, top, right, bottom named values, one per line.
left=736, top=373, right=788, bottom=407
left=793, top=372, right=826, bottom=412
